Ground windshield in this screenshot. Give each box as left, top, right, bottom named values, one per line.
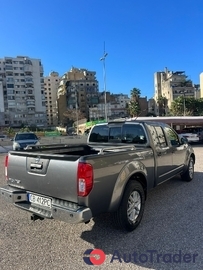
left=15, top=133, right=38, bottom=141
left=89, top=124, right=147, bottom=144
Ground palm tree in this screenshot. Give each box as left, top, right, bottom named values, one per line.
left=129, top=88, right=141, bottom=117
left=131, top=88, right=141, bottom=102
left=157, top=96, right=168, bottom=116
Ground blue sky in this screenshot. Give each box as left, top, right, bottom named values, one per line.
left=1, top=0, right=202, bottom=98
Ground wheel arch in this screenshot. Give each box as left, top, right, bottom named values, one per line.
left=190, top=153, right=195, bottom=164
left=108, top=169, right=148, bottom=212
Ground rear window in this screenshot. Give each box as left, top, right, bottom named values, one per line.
left=89, top=124, right=147, bottom=144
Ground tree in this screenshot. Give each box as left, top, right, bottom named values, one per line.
left=63, top=109, right=86, bottom=126
left=128, top=88, right=141, bottom=117
left=170, top=97, right=203, bottom=116
left=157, top=95, right=168, bottom=116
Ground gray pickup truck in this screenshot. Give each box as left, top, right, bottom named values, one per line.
left=0, top=120, right=195, bottom=232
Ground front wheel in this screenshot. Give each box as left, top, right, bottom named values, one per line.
left=113, top=181, right=145, bottom=232
left=181, top=157, right=194, bottom=182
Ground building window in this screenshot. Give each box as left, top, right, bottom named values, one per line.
left=7, top=84, right=14, bottom=88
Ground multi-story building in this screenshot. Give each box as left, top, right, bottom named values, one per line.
left=57, top=67, right=99, bottom=125
left=110, top=94, right=130, bottom=118
left=148, top=98, right=156, bottom=115
left=138, top=96, right=148, bottom=116
left=89, top=93, right=130, bottom=120
left=89, top=103, right=111, bottom=120
left=0, top=56, right=46, bottom=127
left=44, top=71, right=60, bottom=126
left=200, top=73, right=203, bottom=98
left=154, top=68, right=197, bottom=115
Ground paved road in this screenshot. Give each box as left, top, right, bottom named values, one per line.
left=0, top=147, right=203, bottom=269
left=0, top=136, right=87, bottom=153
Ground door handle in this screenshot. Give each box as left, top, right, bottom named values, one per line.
left=30, top=163, right=43, bottom=169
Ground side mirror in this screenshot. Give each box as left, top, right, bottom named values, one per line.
left=181, top=137, right=188, bottom=144
left=10, top=138, right=14, bottom=141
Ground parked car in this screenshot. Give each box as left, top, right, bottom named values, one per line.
left=0, top=134, right=8, bottom=140
left=0, top=120, right=195, bottom=232
left=11, top=132, right=40, bottom=150
left=179, top=126, right=203, bottom=143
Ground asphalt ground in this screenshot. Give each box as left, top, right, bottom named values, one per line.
left=0, top=136, right=88, bottom=153
left=0, top=146, right=203, bottom=269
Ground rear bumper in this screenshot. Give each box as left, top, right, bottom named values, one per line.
left=0, top=185, right=92, bottom=224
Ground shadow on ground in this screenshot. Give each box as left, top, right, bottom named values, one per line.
left=80, top=172, right=203, bottom=269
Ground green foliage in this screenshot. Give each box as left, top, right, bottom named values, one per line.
left=157, top=95, right=168, bottom=116
left=170, top=97, right=203, bottom=116
left=3, top=127, right=14, bottom=136
left=20, top=127, right=30, bottom=132
left=128, top=88, right=141, bottom=117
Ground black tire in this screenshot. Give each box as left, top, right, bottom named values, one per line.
left=113, top=181, right=145, bottom=232
left=181, top=157, right=194, bottom=182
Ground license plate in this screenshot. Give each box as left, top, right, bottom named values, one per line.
left=28, top=193, right=52, bottom=208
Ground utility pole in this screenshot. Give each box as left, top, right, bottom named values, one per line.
left=100, top=42, right=108, bottom=122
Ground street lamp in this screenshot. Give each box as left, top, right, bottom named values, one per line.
left=100, top=46, right=108, bottom=122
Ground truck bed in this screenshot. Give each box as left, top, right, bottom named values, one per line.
left=6, top=143, right=138, bottom=203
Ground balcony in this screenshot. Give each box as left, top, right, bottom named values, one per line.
left=24, top=71, right=33, bottom=78
left=27, top=103, right=35, bottom=108
left=25, top=83, right=34, bottom=89
left=28, top=110, right=35, bottom=114
left=25, top=74, right=33, bottom=80
left=5, top=66, right=13, bottom=71
left=24, top=65, right=33, bottom=72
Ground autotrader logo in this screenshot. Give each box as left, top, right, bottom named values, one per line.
left=83, top=249, right=106, bottom=265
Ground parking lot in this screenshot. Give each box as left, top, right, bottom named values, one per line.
left=0, top=145, right=203, bottom=270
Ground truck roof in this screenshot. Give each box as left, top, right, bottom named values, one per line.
left=94, top=119, right=170, bottom=127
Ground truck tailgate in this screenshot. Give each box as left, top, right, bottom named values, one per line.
left=7, top=152, right=79, bottom=203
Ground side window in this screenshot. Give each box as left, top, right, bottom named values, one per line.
left=146, top=125, right=160, bottom=147
left=109, top=127, right=122, bottom=140
left=89, top=125, right=109, bottom=142
left=122, top=124, right=147, bottom=144
left=154, top=126, right=167, bottom=147
left=164, top=127, right=180, bottom=146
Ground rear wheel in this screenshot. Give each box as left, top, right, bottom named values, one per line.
left=181, top=157, right=194, bottom=182
left=113, top=181, right=145, bottom=232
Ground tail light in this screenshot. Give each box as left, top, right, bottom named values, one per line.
left=5, top=155, right=9, bottom=180
left=77, top=162, right=93, bottom=197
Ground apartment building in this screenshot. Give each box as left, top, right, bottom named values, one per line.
left=0, top=56, right=46, bottom=127
left=154, top=68, right=197, bottom=115
left=44, top=71, right=60, bottom=126
left=89, top=93, right=130, bottom=120
left=57, top=67, right=99, bottom=125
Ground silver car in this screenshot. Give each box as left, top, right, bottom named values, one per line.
left=179, top=127, right=203, bottom=143
left=11, top=132, right=40, bottom=150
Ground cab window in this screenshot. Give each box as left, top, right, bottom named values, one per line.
left=122, top=124, right=147, bottom=144
left=164, top=127, right=180, bottom=146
